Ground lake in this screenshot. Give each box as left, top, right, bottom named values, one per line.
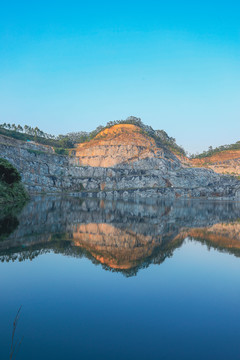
left=1, top=196, right=240, bottom=360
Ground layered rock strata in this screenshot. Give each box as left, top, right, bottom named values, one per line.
left=191, top=150, right=240, bottom=175
left=73, top=124, right=167, bottom=167
left=0, top=129, right=240, bottom=199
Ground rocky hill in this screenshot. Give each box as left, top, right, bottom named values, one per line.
left=73, top=124, right=168, bottom=167
left=190, top=150, right=240, bottom=176
left=0, top=121, right=240, bottom=200
left=1, top=117, right=239, bottom=178
left=73, top=122, right=240, bottom=176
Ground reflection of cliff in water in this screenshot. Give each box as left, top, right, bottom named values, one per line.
left=1, top=196, right=240, bottom=275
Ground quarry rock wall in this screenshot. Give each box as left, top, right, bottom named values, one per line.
left=0, top=136, right=239, bottom=200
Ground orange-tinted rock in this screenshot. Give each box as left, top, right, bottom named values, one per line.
left=189, top=150, right=240, bottom=175
left=74, top=124, right=164, bottom=167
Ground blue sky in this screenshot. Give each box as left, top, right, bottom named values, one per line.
left=0, top=0, right=239, bottom=153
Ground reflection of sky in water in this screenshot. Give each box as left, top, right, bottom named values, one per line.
left=1, top=197, right=240, bottom=359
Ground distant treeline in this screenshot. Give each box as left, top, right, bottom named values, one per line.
left=0, top=123, right=74, bottom=149
left=0, top=117, right=186, bottom=155
left=191, top=142, right=240, bottom=159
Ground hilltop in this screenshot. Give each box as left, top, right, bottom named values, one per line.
left=73, top=123, right=170, bottom=167
left=0, top=117, right=186, bottom=157
left=187, top=139, right=240, bottom=176
left=72, top=120, right=240, bottom=174
left=1, top=117, right=239, bottom=174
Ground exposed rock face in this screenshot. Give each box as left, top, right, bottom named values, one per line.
left=74, top=124, right=167, bottom=167
left=190, top=150, right=240, bottom=175
left=0, top=130, right=240, bottom=199
left=0, top=133, right=54, bottom=153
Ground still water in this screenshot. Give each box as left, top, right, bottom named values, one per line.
left=1, top=196, right=240, bottom=360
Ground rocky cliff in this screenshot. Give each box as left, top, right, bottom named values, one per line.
left=0, top=126, right=240, bottom=200
left=74, top=124, right=167, bottom=167
left=190, top=150, right=240, bottom=175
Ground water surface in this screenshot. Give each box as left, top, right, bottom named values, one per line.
left=1, top=196, right=240, bottom=360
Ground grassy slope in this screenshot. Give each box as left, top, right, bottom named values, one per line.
left=192, top=141, right=240, bottom=159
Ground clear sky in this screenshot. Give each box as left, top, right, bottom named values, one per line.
left=0, top=0, right=239, bottom=153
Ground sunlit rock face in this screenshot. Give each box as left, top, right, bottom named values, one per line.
left=1, top=130, right=240, bottom=199
left=74, top=124, right=166, bottom=168
left=190, top=150, right=240, bottom=175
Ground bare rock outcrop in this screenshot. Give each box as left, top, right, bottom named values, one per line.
left=0, top=127, right=240, bottom=200
left=74, top=124, right=167, bottom=167
left=190, top=150, right=240, bottom=175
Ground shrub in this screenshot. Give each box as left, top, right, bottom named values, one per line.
left=54, top=148, right=69, bottom=156
left=0, top=158, right=21, bottom=184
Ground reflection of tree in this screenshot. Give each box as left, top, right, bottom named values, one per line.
left=0, top=215, right=19, bottom=242
left=0, top=202, right=25, bottom=242
left=190, top=236, right=240, bottom=257
left=0, top=236, right=184, bottom=277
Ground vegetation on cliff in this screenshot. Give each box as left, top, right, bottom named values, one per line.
left=191, top=141, right=240, bottom=159
left=0, top=158, right=28, bottom=204
left=0, top=116, right=186, bottom=155
left=0, top=116, right=240, bottom=166
left=0, top=200, right=25, bottom=242
left=66, top=116, right=186, bottom=155
left=2, top=118, right=240, bottom=161
left=0, top=124, right=74, bottom=149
